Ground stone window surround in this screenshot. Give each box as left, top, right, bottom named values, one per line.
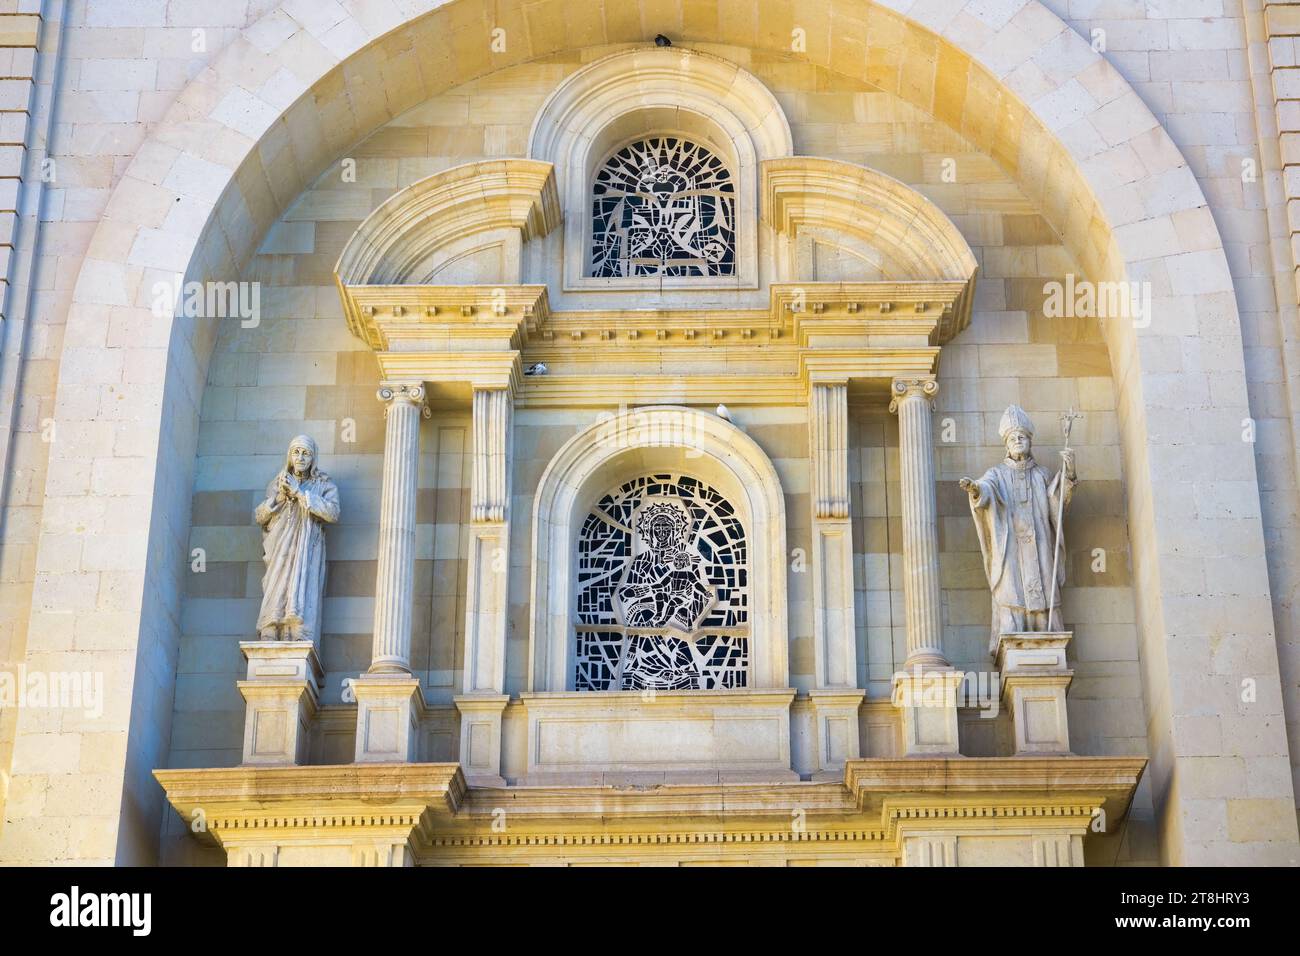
left=527, top=47, right=793, bottom=293
left=527, top=406, right=790, bottom=693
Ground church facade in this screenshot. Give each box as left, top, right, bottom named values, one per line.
left=0, top=0, right=1298, bottom=867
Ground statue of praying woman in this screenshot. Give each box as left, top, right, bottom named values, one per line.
left=253, top=435, right=340, bottom=644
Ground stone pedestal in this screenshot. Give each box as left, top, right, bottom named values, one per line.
left=995, top=632, right=1074, bottom=755
left=807, top=689, right=866, bottom=778
left=891, top=668, right=963, bottom=756
left=237, top=641, right=322, bottom=766
left=454, top=694, right=509, bottom=785
left=352, top=676, right=426, bottom=763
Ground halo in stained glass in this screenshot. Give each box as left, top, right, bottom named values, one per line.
left=590, top=136, right=736, bottom=278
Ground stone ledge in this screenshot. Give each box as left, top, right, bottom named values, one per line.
left=154, top=755, right=1146, bottom=865
left=845, top=755, right=1147, bottom=825
left=154, top=762, right=468, bottom=837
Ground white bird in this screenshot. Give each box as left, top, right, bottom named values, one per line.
left=716, top=403, right=733, bottom=422
left=525, top=362, right=548, bottom=376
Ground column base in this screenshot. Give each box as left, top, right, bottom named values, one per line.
left=352, top=675, right=427, bottom=763
left=994, top=631, right=1074, bottom=755
left=454, top=694, right=510, bottom=786
left=237, top=641, right=322, bottom=766
left=806, top=689, right=866, bottom=779
left=891, top=667, right=963, bottom=756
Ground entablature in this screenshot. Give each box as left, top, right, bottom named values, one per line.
left=154, top=755, right=1145, bottom=866
left=340, top=281, right=962, bottom=406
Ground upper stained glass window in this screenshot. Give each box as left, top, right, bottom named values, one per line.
left=590, top=137, right=736, bottom=278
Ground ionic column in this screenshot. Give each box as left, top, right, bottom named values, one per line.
left=456, top=385, right=513, bottom=784
left=369, top=382, right=428, bottom=674
left=889, top=376, right=959, bottom=756
left=354, top=382, right=428, bottom=764
left=889, top=376, right=948, bottom=669
left=807, top=379, right=865, bottom=777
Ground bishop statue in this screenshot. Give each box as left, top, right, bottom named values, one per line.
left=959, top=405, right=1076, bottom=650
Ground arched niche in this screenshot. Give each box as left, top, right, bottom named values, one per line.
left=527, top=47, right=793, bottom=292
left=24, top=0, right=1278, bottom=864
left=528, top=406, right=789, bottom=693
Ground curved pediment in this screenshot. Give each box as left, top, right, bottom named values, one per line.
left=762, top=157, right=979, bottom=342
left=334, top=158, right=561, bottom=289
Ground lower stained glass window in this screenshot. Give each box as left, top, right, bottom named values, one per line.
left=574, top=474, right=749, bottom=691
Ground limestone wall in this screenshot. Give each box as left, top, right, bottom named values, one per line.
left=1, top=1, right=1292, bottom=866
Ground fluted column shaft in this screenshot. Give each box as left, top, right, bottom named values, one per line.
left=463, top=386, right=512, bottom=693
left=810, top=381, right=849, bottom=521
left=808, top=380, right=857, bottom=688
left=890, top=377, right=948, bottom=669
left=369, top=382, right=427, bottom=673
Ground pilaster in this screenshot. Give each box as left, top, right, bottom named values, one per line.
left=807, top=379, right=863, bottom=775
left=458, top=383, right=514, bottom=783
left=808, top=379, right=858, bottom=696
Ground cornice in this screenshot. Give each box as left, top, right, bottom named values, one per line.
left=153, top=762, right=467, bottom=812
left=845, top=756, right=1147, bottom=823
left=342, top=284, right=550, bottom=351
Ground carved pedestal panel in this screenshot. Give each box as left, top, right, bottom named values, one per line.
left=237, top=641, right=322, bottom=766
left=995, top=631, right=1074, bottom=756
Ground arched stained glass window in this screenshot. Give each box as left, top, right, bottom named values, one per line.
left=590, top=137, right=736, bottom=278
left=574, top=474, right=749, bottom=691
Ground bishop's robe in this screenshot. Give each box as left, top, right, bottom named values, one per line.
left=967, top=456, right=1074, bottom=651
left=254, top=471, right=340, bottom=642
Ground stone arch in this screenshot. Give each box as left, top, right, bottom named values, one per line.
left=528, top=406, right=789, bottom=693
left=13, top=0, right=1283, bottom=865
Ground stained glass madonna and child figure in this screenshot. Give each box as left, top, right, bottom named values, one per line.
left=617, top=501, right=715, bottom=634
left=574, top=475, right=749, bottom=691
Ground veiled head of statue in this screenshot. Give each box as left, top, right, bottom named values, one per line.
left=286, top=434, right=319, bottom=477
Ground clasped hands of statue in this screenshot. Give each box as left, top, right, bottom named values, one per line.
left=276, top=471, right=306, bottom=504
